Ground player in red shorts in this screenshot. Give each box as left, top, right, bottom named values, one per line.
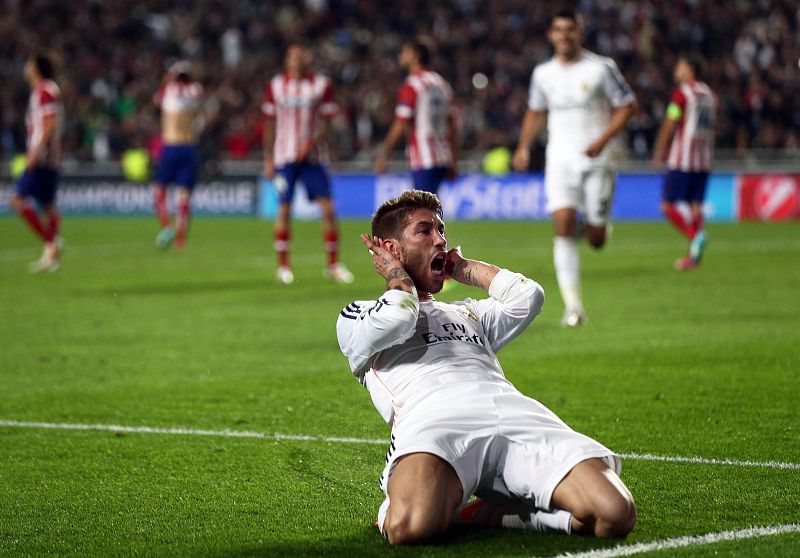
left=10, top=53, right=64, bottom=273
left=652, top=55, right=717, bottom=270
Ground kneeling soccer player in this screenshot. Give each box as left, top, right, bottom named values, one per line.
left=336, top=190, right=636, bottom=545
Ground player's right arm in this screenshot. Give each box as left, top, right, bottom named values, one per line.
left=512, top=109, right=546, bottom=171
left=261, top=81, right=277, bottom=178
left=513, top=66, right=547, bottom=171
left=337, top=234, right=420, bottom=375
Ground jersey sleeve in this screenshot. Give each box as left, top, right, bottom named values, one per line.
left=465, top=269, right=544, bottom=353
left=38, top=88, right=59, bottom=117
left=336, top=289, right=420, bottom=380
left=666, top=88, right=686, bottom=120
left=527, top=67, right=547, bottom=111
left=601, top=58, right=636, bottom=107
left=395, top=82, right=417, bottom=121
left=319, top=79, right=337, bottom=119
left=261, top=81, right=276, bottom=117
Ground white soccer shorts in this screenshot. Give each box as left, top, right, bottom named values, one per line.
left=378, top=390, right=620, bottom=513
left=545, top=158, right=616, bottom=225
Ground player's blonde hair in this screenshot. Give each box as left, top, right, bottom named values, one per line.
left=371, top=190, right=443, bottom=240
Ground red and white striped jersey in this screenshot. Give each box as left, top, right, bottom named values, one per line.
left=667, top=80, right=717, bottom=172
left=154, top=81, right=203, bottom=113
left=26, top=79, right=63, bottom=168
left=394, top=70, right=454, bottom=170
left=261, top=73, right=337, bottom=166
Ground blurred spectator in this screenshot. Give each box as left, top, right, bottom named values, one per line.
left=1, top=0, right=797, bottom=169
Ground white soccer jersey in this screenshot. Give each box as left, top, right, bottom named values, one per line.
left=528, top=50, right=635, bottom=164
left=336, top=270, right=544, bottom=425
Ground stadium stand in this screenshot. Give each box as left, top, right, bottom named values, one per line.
left=1, top=0, right=797, bottom=168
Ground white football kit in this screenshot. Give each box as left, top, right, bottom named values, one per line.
left=336, top=270, right=619, bottom=516
left=528, top=50, right=636, bottom=224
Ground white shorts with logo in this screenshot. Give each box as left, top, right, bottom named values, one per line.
left=379, top=390, right=620, bottom=512
left=545, top=157, right=616, bottom=226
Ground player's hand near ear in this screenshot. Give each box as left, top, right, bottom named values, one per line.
left=361, top=234, right=417, bottom=294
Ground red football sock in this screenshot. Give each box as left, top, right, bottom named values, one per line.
left=275, top=228, right=290, bottom=267
left=175, top=197, right=190, bottom=247
left=664, top=205, right=695, bottom=240
left=45, top=209, right=60, bottom=242
left=154, top=188, right=171, bottom=228
left=692, top=212, right=704, bottom=235
left=324, top=229, right=339, bottom=266
left=19, top=204, right=48, bottom=241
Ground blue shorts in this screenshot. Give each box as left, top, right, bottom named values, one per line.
left=156, top=145, right=199, bottom=190
left=662, top=170, right=709, bottom=204
left=274, top=162, right=331, bottom=204
left=16, top=167, right=59, bottom=206
left=411, top=166, right=449, bottom=194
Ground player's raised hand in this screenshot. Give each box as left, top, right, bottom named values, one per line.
left=361, top=234, right=401, bottom=279
left=361, top=234, right=416, bottom=294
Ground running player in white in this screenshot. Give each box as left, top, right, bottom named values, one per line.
left=336, top=190, right=636, bottom=545
left=652, top=55, right=716, bottom=270
left=513, top=9, right=636, bottom=327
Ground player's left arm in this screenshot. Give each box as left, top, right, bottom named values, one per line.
left=375, top=118, right=406, bottom=174
left=586, top=101, right=636, bottom=158
left=446, top=246, right=544, bottom=351
left=299, top=80, right=337, bottom=162
left=586, top=59, right=637, bottom=157
left=651, top=89, right=685, bottom=168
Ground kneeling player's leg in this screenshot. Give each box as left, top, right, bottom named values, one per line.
left=383, top=452, right=463, bottom=545
left=551, top=458, right=636, bottom=538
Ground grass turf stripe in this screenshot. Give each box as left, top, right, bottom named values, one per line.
left=2, top=419, right=799, bottom=471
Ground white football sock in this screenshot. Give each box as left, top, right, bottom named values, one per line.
left=499, top=509, right=573, bottom=534
left=529, top=509, right=573, bottom=534
left=553, top=236, right=583, bottom=313
left=377, top=497, right=390, bottom=538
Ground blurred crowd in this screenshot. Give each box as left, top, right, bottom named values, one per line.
left=1, top=0, right=798, bottom=170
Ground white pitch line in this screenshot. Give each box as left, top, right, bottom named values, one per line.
left=545, top=523, right=800, bottom=558
left=1, top=419, right=799, bottom=471
left=618, top=452, right=800, bottom=471
left=0, top=419, right=386, bottom=445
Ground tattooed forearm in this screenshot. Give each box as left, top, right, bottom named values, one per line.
left=386, top=267, right=417, bottom=294
left=387, top=267, right=411, bottom=281
left=452, top=258, right=500, bottom=291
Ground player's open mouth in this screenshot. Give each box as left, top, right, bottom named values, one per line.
left=430, top=253, right=446, bottom=276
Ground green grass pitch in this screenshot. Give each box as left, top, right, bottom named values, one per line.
left=0, top=216, right=798, bottom=557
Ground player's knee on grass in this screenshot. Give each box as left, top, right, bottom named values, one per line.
left=592, top=493, right=637, bottom=538
left=384, top=502, right=451, bottom=545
